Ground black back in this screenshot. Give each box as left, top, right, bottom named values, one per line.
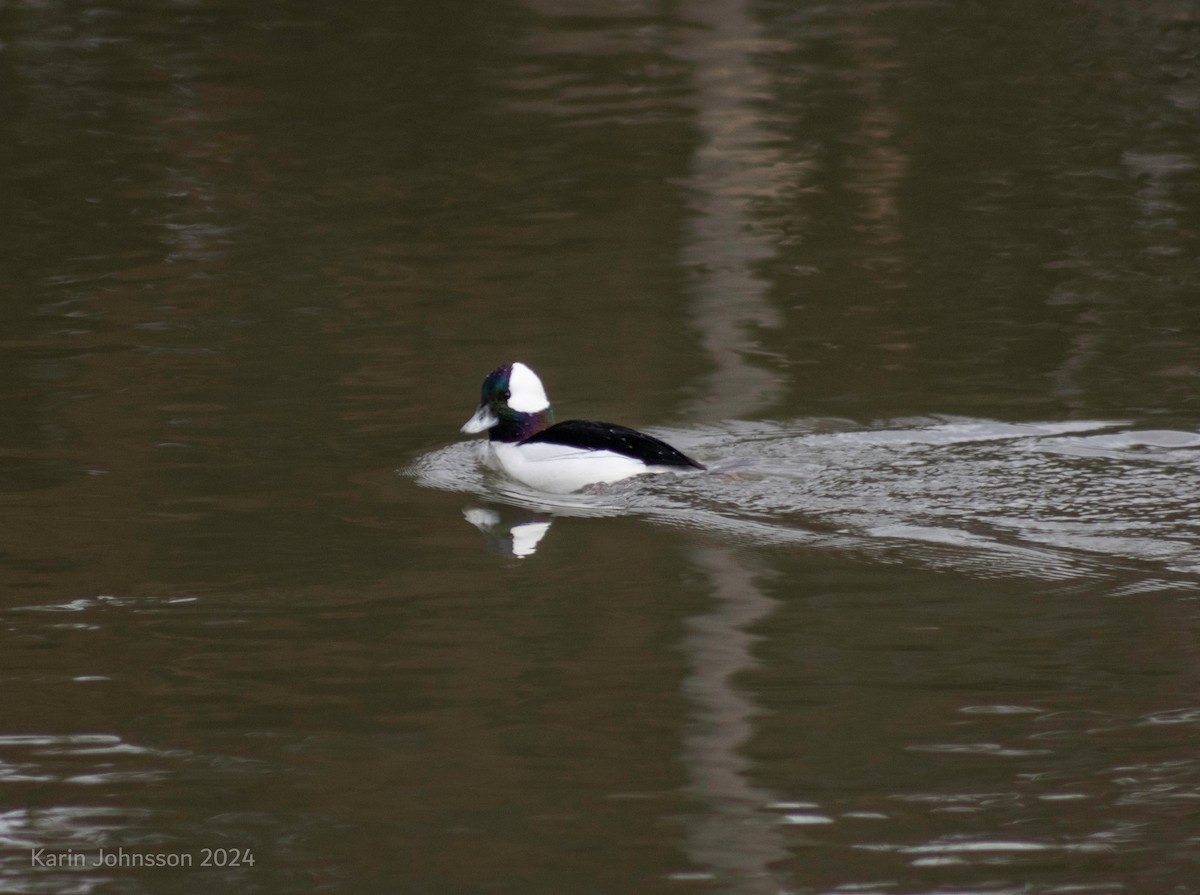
left=522, top=419, right=705, bottom=470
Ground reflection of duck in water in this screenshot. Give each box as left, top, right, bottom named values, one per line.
left=461, top=362, right=705, bottom=494
left=463, top=507, right=553, bottom=559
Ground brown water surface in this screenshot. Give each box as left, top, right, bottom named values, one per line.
left=3, top=1, right=1200, bottom=893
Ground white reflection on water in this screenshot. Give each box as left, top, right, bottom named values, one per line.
left=462, top=507, right=553, bottom=558
left=409, top=416, right=1200, bottom=590
left=0, top=733, right=176, bottom=792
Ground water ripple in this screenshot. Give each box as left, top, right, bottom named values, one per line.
left=409, top=416, right=1200, bottom=588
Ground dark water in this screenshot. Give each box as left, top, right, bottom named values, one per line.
left=4, top=1, right=1200, bottom=892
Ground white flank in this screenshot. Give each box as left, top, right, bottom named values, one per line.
left=491, top=441, right=658, bottom=493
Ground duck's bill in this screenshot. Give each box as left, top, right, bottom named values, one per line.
left=461, top=406, right=499, bottom=434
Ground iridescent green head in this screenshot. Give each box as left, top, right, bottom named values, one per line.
left=461, top=362, right=554, bottom=442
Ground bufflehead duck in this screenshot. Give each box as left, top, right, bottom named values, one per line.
left=461, top=362, right=705, bottom=493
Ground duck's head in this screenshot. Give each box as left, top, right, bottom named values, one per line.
left=462, top=361, right=554, bottom=442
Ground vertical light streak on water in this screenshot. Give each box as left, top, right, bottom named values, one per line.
left=673, top=1, right=790, bottom=886
left=676, top=2, right=786, bottom=424
left=843, top=29, right=910, bottom=288
left=679, top=547, right=785, bottom=891
left=671, top=5, right=920, bottom=882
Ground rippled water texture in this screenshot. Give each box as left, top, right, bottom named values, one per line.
left=414, top=418, right=1200, bottom=589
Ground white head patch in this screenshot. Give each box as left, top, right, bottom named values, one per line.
left=508, top=362, right=551, bottom=413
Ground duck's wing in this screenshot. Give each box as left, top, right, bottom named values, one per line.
left=523, top=419, right=705, bottom=469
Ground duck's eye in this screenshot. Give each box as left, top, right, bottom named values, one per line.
left=502, top=389, right=511, bottom=400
